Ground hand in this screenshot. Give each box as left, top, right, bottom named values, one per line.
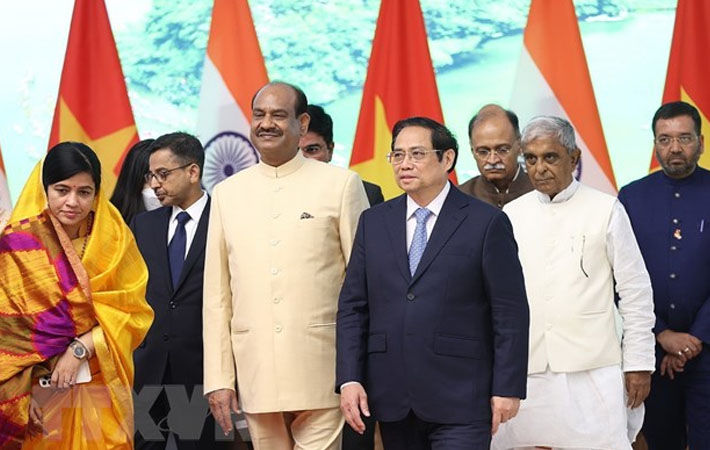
left=660, top=353, right=686, bottom=380
left=207, top=389, right=239, bottom=436
left=340, top=383, right=370, bottom=434
left=657, top=330, right=702, bottom=362
left=27, top=397, right=43, bottom=436
left=50, top=346, right=83, bottom=389
left=624, top=371, right=651, bottom=408
left=490, top=396, right=520, bottom=435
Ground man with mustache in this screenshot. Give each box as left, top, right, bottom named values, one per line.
left=618, top=101, right=710, bottom=449
left=492, top=116, right=656, bottom=449
left=202, top=81, right=369, bottom=450
left=458, top=104, right=532, bottom=208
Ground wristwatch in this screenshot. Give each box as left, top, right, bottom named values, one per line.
left=70, top=339, right=88, bottom=360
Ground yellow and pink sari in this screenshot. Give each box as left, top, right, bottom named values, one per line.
left=0, top=163, right=153, bottom=449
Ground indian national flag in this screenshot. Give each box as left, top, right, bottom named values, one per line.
left=511, top=0, right=617, bottom=194
left=197, top=0, right=268, bottom=192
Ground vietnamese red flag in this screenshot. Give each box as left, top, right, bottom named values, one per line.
left=652, top=0, right=710, bottom=171
left=197, top=0, right=268, bottom=192
left=49, top=0, right=138, bottom=197
left=511, top=0, right=617, bottom=194
left=349, top=0, right=456, bottom=200
left=0, top=143, right=11, bottom=214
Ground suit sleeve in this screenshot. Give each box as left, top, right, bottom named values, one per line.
left=690, top=297, right=710, bottom=344
left=482, top=211, right=530, bottom=399
left=202, top=183, right=236, bottom=395
left=339, top=171, right=369, bottom=265
left=617, top=187, right=670, bottom=336
left=336, top=213, right=369, bottom=393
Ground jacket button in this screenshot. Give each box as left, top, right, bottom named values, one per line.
left=407, top=293, right=415, bottom=301
left=169, top=301, right=177, bottom=309
left=162, top=334, right=169, bottom=341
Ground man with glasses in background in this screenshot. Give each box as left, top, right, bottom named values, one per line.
left=299, top=104, right=384, bottom=207
left=459, top=104, right=532, bottom=208
left=337, top=116, right=529, bottom=449
left=618, top=101, right=710, bottom=449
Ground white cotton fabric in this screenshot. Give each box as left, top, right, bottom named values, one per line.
left=491, top=365, right=643, bottom=450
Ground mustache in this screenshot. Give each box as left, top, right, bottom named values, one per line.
left=256, top=126, right=282, bottom=136
left=483, top=163, right=506, bottom=171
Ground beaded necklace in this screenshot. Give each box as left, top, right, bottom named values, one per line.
left=77, top=211, right=95, bottom=259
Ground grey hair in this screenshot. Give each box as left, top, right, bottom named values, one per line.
left=521, top=116, right=577, bottom=154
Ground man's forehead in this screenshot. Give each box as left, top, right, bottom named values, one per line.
left=655, top=115, right=695, bottom=133
left=471, top=115, right=516, bottom=140
left=523, top=136, right=565, bottom=154
left=253, top=84, right=296, bottom=110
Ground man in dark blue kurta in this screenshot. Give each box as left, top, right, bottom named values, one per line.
left=618, top=101, right=710, bottom=450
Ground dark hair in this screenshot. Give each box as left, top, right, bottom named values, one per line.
left=306, top=105, right=334, bottom=146
left=251, top=81, right=308, bottom=116
left=149, top=132, right=205, bottom=178
left=43, top=142, right=101, bottom=192
left=110, top=139, right=154, bottom=223
left=391, top=117, right=458, bottom=173
left=468, top=108, right=521, bottom=139
left=652, top=101, right=701, bottom=136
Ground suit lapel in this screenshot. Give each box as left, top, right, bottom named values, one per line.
left=174, top=198, right=210, bottom=293
left=410, top=186, right=468, bottom=286
left=384, top=195, right=411, bottom=282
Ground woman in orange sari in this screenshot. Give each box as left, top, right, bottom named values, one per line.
left=0, top=142, right=154, bottom=449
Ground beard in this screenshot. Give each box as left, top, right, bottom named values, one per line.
left=657, top=147, right=701, bottom=178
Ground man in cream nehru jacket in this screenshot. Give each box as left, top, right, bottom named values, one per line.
left=492, top=116, right=656, bottom=450
left=202, top=81, right=368, bottom=450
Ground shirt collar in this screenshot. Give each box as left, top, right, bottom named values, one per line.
left=170, top=190, right=208, bottom=223
left=535, top=178, right=580, bottom=204
left=256, top=151, right=306, bottom=178
left=407, top=181, right=451, bottom=220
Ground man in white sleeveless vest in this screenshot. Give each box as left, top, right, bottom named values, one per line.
left=491, top=116, right=656, bottom=450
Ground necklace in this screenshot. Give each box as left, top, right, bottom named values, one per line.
left=78, top=211, right=95, bottom=259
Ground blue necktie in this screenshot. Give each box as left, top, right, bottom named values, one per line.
left=409, top=208, right=432, bottom=275
left=168, top=211, right=191, bottom=288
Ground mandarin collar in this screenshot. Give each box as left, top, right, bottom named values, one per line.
left=256, top=151, right=306, bottom=178
left=535, top=178, right=580, bottom=204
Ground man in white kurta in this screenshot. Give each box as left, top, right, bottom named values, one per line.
left=202, top=82, right=369, bottom=450
left=492, top=116, right=656, bottom=450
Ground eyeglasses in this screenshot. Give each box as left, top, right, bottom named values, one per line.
left=386, top=149, right=442, bottom=165
left=144, top=163, right=193, bottom=184
left=472, top=145, right=513, bottom=159
left=654, top=135, right=697, bottom=148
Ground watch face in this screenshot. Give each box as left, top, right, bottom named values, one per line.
left=72, top=343, right=86, bottom=358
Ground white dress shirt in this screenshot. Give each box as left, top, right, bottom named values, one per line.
left=167, top=191, right=208, bottom=258
left=405, top=181, right=451, bottom=251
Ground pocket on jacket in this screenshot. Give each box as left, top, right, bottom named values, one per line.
left=367, top=333, right=387, bottom=353
left=433, top=334, right=483, bottom=359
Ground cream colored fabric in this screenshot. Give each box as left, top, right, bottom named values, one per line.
left=505, top=183, right=621, bottom=373
left=203, top=152, right=368, bottom=413
left=244, top=407, right=344, bottom=450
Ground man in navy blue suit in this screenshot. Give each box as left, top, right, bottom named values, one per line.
left=619, top=101, right=710, bottom=449
left=132, top=133, right=243, bottom=449
left=336, top=117, right=529, bottom=449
